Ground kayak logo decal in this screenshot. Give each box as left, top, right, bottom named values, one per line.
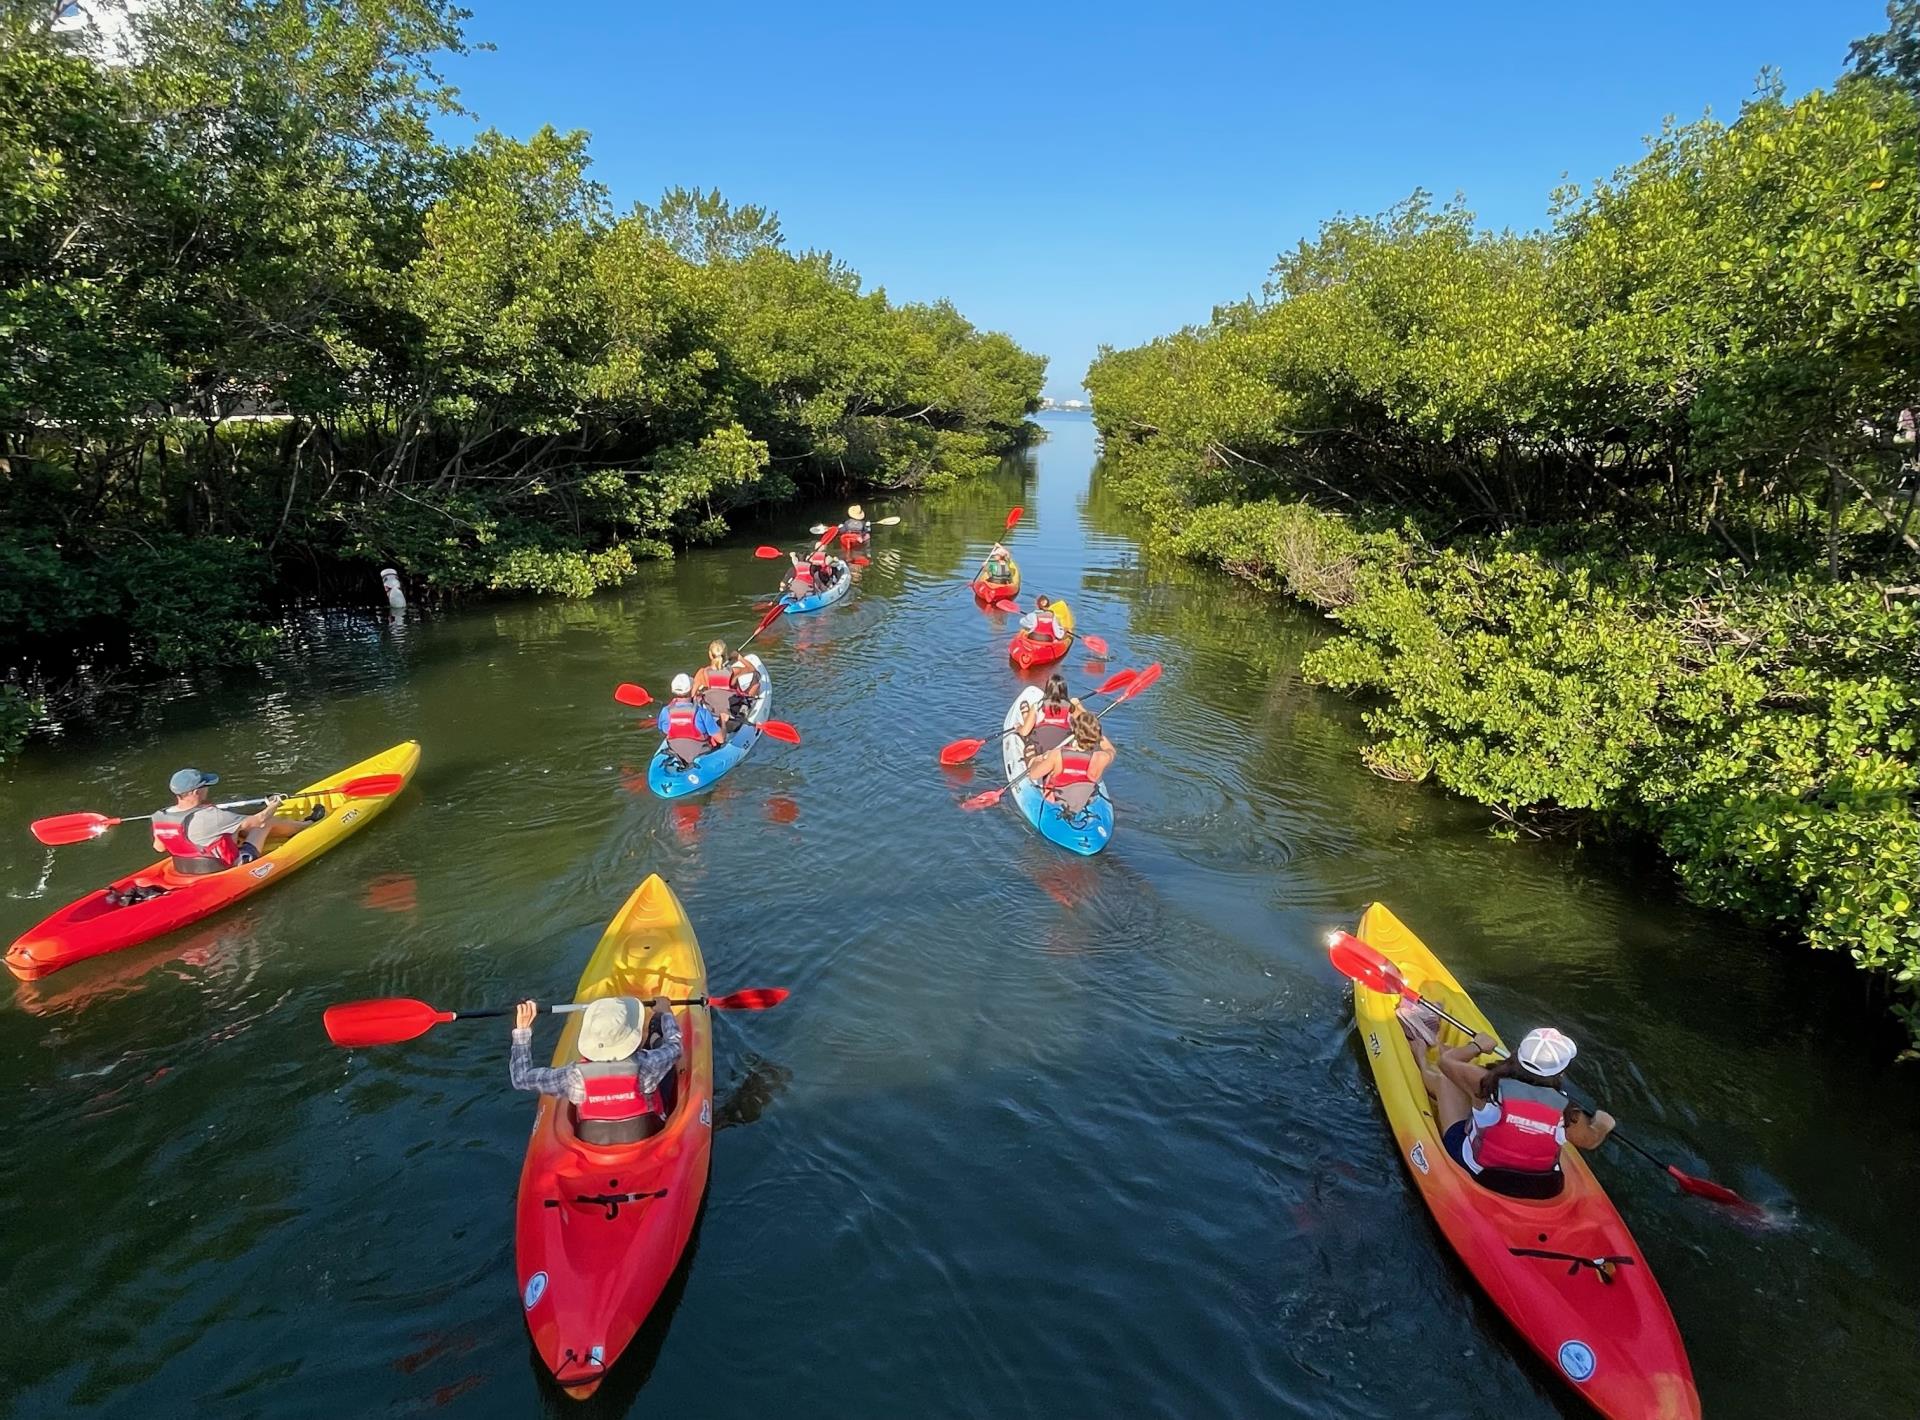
left=1409, top=1142, right=1430, bottom=1174
left=523, top=1271, right=548, bottom=1310
left=699, top=1099, right=712, bottom=1127
left=1366, top=1032, right=1381, bottom=1058
left=339, top=808, right=362, bottom=825
left=1557, top=1340, right=1596, bottom=1383
left=248, top=862, right=275, bottom=879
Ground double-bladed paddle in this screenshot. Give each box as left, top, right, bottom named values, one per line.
left=29, top=774, right=409, bottom=847
left=610, top=682, right=801, bottom=744
left=1324, top=930, right=1766, bottom=1217
left=967, top=507, right=1024, bottom=593
left=961, top=662, right=1161, bottom=810
left=938, top=667, right=1139, bottom=765
left=323, top=988, right=790, bottom=1049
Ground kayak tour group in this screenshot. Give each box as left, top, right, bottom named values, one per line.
left=7, top=501, right=1756, bottom=1414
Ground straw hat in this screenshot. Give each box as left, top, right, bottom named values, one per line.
left=578, top=996, right=648, bottom=1062
left=848, top=504, right=865, bottom=519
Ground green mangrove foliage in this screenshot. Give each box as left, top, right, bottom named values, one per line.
left=0, top=0, right=1044, bottom=739
left=1089, top=18, right=1920, bottom=1045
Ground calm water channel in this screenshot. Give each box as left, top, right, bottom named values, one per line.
left=3, top=413, right=1916, bottom=1418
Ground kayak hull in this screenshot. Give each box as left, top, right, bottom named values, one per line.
left=6, top=741, right=422, bottom=979
left=972, top=557, right=1021, bottom=605
left=516, top=874, right=713, bottom=1399
left=1008, top=597, right=1074, bottom=670
left=837, top=530, right=868, bottom=549
left=1353, top=903, right=1699, bottom=1420
left=780, top=560, right=852, bottom=614
left=647, top=654, right=770, bottom=798
left=1001, top=686, right=1113, bottom=855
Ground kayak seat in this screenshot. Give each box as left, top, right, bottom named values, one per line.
left=1470, top=1164, right=1566, bottom=1201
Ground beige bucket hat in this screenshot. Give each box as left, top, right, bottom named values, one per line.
left=847, top=504, right=865, bottom=519
left=578, top=996, right=648, bottom=1062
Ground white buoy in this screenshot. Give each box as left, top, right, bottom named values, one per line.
left=380, top=568, right=406, bottom=610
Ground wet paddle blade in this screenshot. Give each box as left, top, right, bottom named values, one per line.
left=875, top=515, right=902, bottom=526
left=613, top=683, right=653, bottom=708
left=1665, top=1164, right=1767, bottom=1216
left=326, top=773, right=408, bottom=799
left=1004, top=507, right=1022, bottom=531
left=1121, top=661, right=1163, bottom=699
left=1326, top=931, right=1413, bottom=998
left=759, top=720, right=801, bottom=744
left=29, top=811, right=121, bottom=846
left=808, top=524, right=830, bottom=536
left=753, top=546, right=784, bottom=559
left=939, top=737, right=987, bottom=766
left=323, top=997, right=453, bottom=1048
left=1095, top=668, right=1136, bottom=696
left=708, top=987, right=790, bottom=1010
left=850, top=556, right=871, bottom=566
left=960, top=786, right=1007, bottom=811
left=1079, top=634, right=1110, bottom=658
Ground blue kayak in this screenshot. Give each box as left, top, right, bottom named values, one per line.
left=1001, top=687, right=1113, bottom=855
left=647, top=654, right=772, bottom=798
left=780, top=559, right=853, bottom=614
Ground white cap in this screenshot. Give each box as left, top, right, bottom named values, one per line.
left=1517, top=1027, right=1577, bottom=1075
left=670, top=672, right=693, bottom=695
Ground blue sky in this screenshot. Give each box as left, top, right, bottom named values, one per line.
left=440, top=1, right=1886, bottom=397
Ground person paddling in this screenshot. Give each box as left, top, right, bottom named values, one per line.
left=1026, top=707, right=1114, bottom=814
left=839, top=503, right=871, bottom=540
left=510, top=995, right=682, bottom=1144
left=658, top=673, right=725, bottom=761
left=726, top=647, right=762, bottom=728
left=1020, top=594, right=1063, bottom=643
left=694, top=641, right=737, bottom=725
left=1426, top=1026, right=1615, bottom=1199
left=1017, top=673, right=1080, bottom=758
left=150, top=767, right=317, bottom=876
left=983, top=543, right=1016, bottom=589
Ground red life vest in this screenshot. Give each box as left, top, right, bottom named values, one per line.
left=151, top=807, right=239, bottom=873
left=1468, top=1078, right=1568, bottom=1174
left=1052, top=748, right=1095, bottom=788
left=665, top=698, right=705, bottom=740
left=577, top=1060, right=662, bottom=1124
left=1031, top=612, right=1060, bottom=641
left=1037, top=701, right=1072, bottom=730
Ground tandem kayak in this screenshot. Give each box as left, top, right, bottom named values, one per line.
left=1008, top=597, right=1075, bottom=670
left=1352, top=903, right=1699, bottom=1420
left=6, top=741, right=422, bottom=980
left=647, top=654, right=770, bottom=798
left=780, top=560, right=852, bottom=614
left=972, top=557, right=1021, bottom=606
left=1000, top=686, right=1113, bottom=855
left=516, top=873, right=713, bottom=1400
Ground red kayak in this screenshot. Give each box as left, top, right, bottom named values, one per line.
left=972, top=555, right=1020, bottom=606
left=1008, top=597, right=1076, bottom=670
left=838, top=530, right=869, bottom=549
left=516, top=874, right=712, bottom=1399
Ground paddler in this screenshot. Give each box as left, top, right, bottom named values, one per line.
left=839, top=504, right=871, bottom=540
left=784, top=552, right=816, bottom=597
left=1019, top=594, right=1063, bottom=643
left=659, top=673, right=726, bottom=760
left=1016, top=673, right=1080, bottom=758
left=1426, top=1027, right=1615, bottom=1199
left=510, top=995, right=682, bottom=1144
left=983, top=543, right=1016, bottom=588
left=1025, top=707, right=1114, bottom=814
left=694, top=641, right=738, bottom=725
left=149, top=767, right=318, bottom=876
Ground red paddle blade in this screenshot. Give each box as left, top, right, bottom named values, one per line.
left=708, top=987, right=790, bottom=1010
left=960, top=786, right=1006, bottom=811
left=1326, top=931, right=1415, bottom=999
left=754, top=546, right=784, bottom=559
left=939, top=737, right=987, bottom=766
left=1122, top=661, right=1163, bottom=699
left=850, top=556, right=870, bottom=567
left=614, top=683, right=653, bottom=708
left=29, top=811, right=121, bottom=846
left=323, top=997, right=453, bottom=1048
left=751, top=602, right=784, bottom=634
left=759, top=720, right=801, bottom=744
left=1004, top=507, right=1022, bottom=531
left=1664, top=1164, right=1766, bottom=1215
left=328, top=773, right=407, bottom=799
left=1094, top=668, right=1137, bottom=696
left=1079, top=634, right=1110, bottom=658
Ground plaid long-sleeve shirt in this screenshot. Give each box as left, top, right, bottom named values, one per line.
left=509, top=1010, right=682, bottom=1104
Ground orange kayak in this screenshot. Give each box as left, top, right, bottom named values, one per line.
left=515, top=874, right=713, bottom=1399
left=7, top=742, right=421, bottom=979
left=1007, top=596, right=1075, bottom=669
left=1353, top=903, right=1699, bottom=1419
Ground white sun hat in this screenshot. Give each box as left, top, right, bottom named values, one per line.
left=578, top=996, right=648, bottom=1062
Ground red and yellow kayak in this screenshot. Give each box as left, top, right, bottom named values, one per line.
left=1008, top=597, right=1074, bottom=670
left=516, top=874, right=713, bottom=1399
left=6, top=741, right=421, bottom=980
left=1353, top=903, right=1698, bottom=1419
left=972, top=556, right=1021, bottom=606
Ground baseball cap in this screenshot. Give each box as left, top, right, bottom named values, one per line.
left=1517, top=1027, right=1577, bottom=1075
left=670, top=673, right=693, bottom=695
left=169, top=768, right=219, bottom=795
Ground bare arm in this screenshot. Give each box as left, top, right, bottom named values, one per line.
left=1435, top=1032, right=1497, bottom=1094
